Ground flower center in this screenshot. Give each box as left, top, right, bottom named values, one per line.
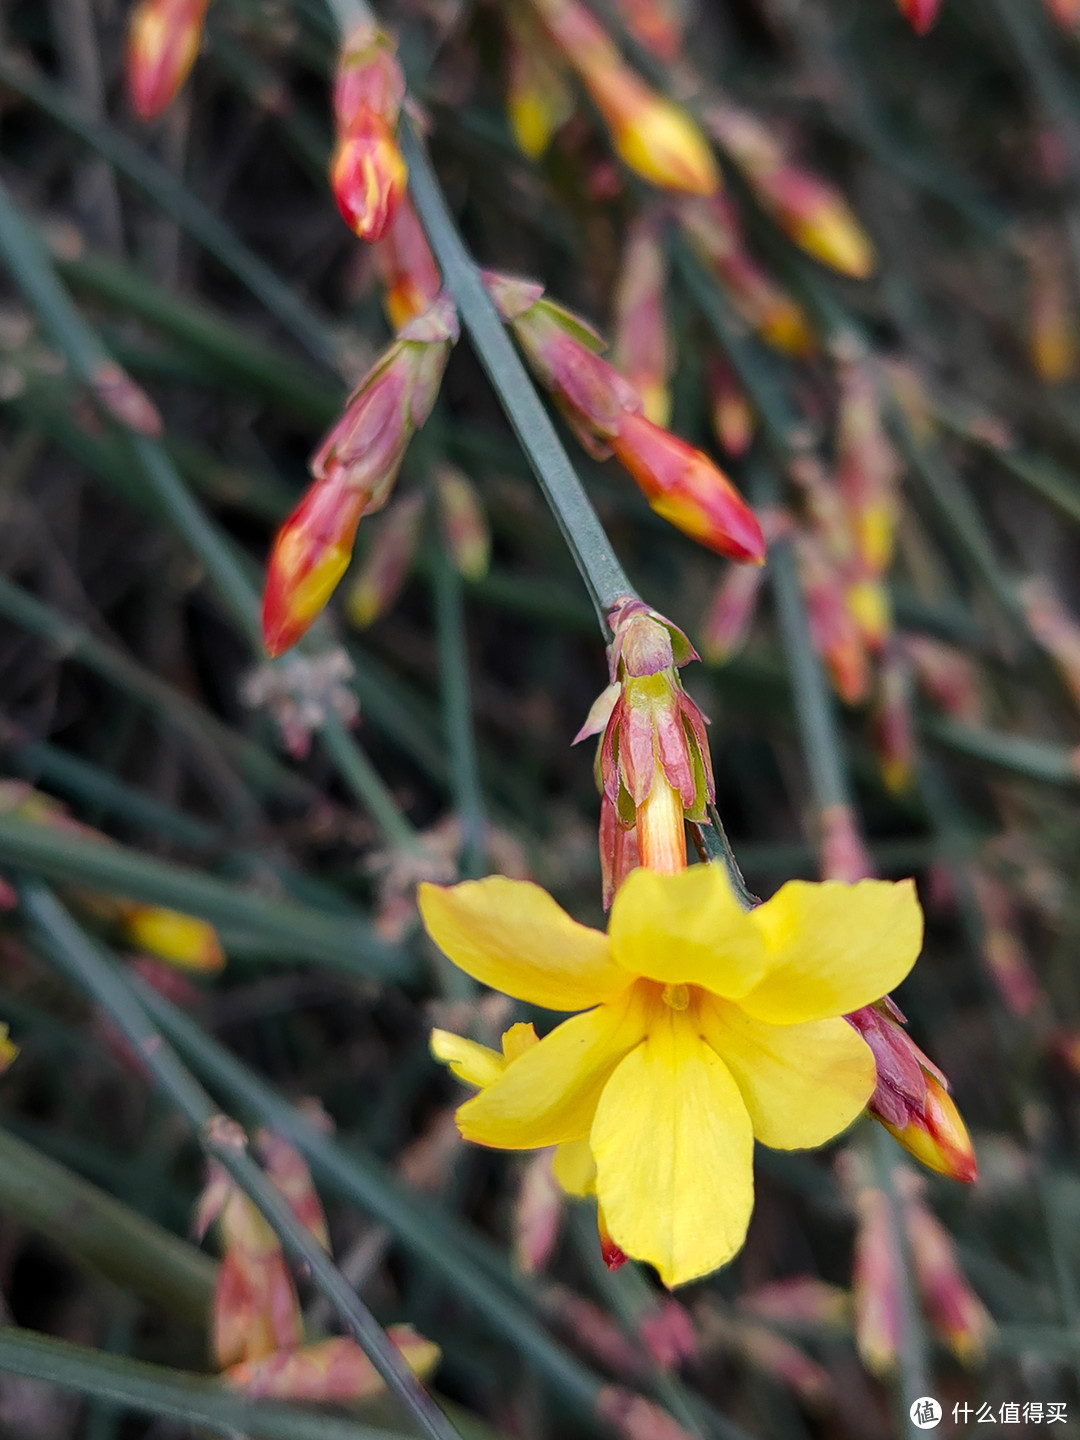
left=661, top=982, right=689, bottom=1011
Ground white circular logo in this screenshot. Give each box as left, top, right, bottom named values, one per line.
left=910, top=1398, right=942, bottom=1429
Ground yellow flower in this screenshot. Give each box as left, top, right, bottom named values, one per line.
left=421, top=864, right=923, bottom=1288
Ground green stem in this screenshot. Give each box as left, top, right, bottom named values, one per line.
left=430, top=537, right=487, bottom=875
left=0, top=1126, right=215, bottom=1324
left=870, top=1130, right=931, bottom=1440
left=924, top=716, right=1080, bottom=786
left=399, top=122, right=635, bottom=626
left=21, top=882, right=462, bottom=1440
left=0, top=1327, right=412, bottom=1440
left=318, top=712, right=419, bottom=850
left=0, top=812, right=406, bottom=980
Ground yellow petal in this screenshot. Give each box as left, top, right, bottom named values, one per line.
left=552, top=1138, right=596, bottom=1196
left=591, top=1006, right=754, bottom=1288
left=419, top=879, right=629, bottom=1011
left=430, top=1030, right=505, bottom=1089
left=608, top=864, right=766, bottom=998
left=700, top=999, right=875, bottom=1149
left=456, top=988, right=648, bottom=1150
left=741, top=879, right=923, bottom=1024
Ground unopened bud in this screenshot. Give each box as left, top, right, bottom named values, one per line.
left=1046, top=0, right=1080, bottom=27
left=345, top=492, right=426, bottom=629
left=707, top=356, right=755, bottom=457
left=820, top=803, right=873, bottom=884
left=126, top=0, right=208, bottom=120
left=262, top=475, right=367, bottom=657
left=850, top=1180, right=901, bottom=1376
left=700, top=561, right=766, bottom=664
left=873, top=648, right=914, bottom=794
left=611, top=0, right=684, bottom=59
left=505, top=9, right=575, bottom=159
left=901, top=1178, right=995, bottom=1365
left=330, top=112, right=408, bottom=244
left=435, top=465, right=490, bottom=580
left=514, top=1150, right=564, bottom=1275
left=1027, top=229, right=1078, bottom=383
left=374, top=196, right=441, bottom=332
left=90, top=361, right=163, bottom=437
left=611, top=411, right=765, bottom=561
left=797, top=536, right=868, bottom=704
left=612, top=215, right=671, bottom=427
left=225, top=1329, right=439, bottom=1400
left=122, top=904, right=224, bottom=973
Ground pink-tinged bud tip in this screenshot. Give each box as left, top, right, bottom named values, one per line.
left=262, top=478, right=367, bottom=657
left=330, top=113, right=408, bottom=243
left=896, top=0, right=944, bottom=33
left=126, top=0, right=208, bottom=120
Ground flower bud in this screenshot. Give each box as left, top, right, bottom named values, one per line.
left=1026, top=228, right=1078, bottom=383
left=345, top=492, right=426, bottom=629
left=900, top=1177, right=995, bottom=1364
left=904, top=634, right=983, bottom=722
left=264, top=302, right=457, bottom=655
left=820, top=803, right=874, bottom=884
left=225, top=1329, right=439, bottom=1400
left=256, top=1130, right=330, bottom=1250
left=126, top=0, right=208, bottom=121
left=896, top=0, right=944, bottom=33
left=701, top=561, right=766, bottom=665
left=577, top=599, right=713, bottom=906
left=611, top=412, right=766, bottom=561
left=528, top=0, right=717, bottom=194
left=679, top=196, right=814, bottom=355
left=796, top=534, right=868, bottom=705
left=849, top=1000, right=977, bottom=1183
left=740, top=1276, right=850, bottom=1330
left=374, top=196, right=442, bottom=332
left=707, top=357, right=755, bottom=457
left=435, top=465, right=490, bottom=580
left=333, top=23, right=405, bottom=135
left=0, top=1024, right=17, bottom=1075
left=970, top=868, right=1040, bottom=1017
left=836, top=361, right=899, bottom=574
left=330, top=112, right=409, bottom=244
left=849, top=1176, right=902, bottom=1376
left=612, top=215, right=671, bottom=427
left=705, top=105, right=874, bottom=279
left=90, top=361, right=163, bottom=437
left=262, top=476, right=367, bottom=658
left=505, top=8, right=575, bottom=159
left=596, top=1385, right=698, bottom=1440
left=122, top=903, right=224, bottom=974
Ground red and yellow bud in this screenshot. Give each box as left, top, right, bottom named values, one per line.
left=577, top=600, right=713, bottom=907
left=345, top=492, right=426, bottom=629
left=374, top=196, right=441, bottom=332
left=264, top=302, right=456, bottom=655
left=901, top=1179, right=995, bottom=1364
left=122, top=903, right=224, bottom=974
left=740, top=1276, right=850, bottom=1330
left=612, top=215, right=671, bottom=428
left=330, top=23, right=407, bottom=243
left=505, top=8, right=575, bottom=159
left=701, top=560, right=766, bottom=665
left=679, top=196, right=814, bottom=355
left=896, top=0, right=944, bottom=33
left=845, top=576, right=891, bottom=652
left=707, top=357, right=755, bottom=457
left=849, top=1000, right=977, bottom=1184
left=330, top=113, right=408, bottom=244
left=849, top=1175, right=902, bottom=1376
left=262, top=476, right=367, bottom=657
left=435, top=465, right=490, bottom=580
left=796, top=535, right=869, bottom=705
left=528, top=0, right=716, bottom=194
left=836, top=361, right=899, bottom=574
left=611, top=411, right=766, bottom=561
left=705, top=105, right=874, bottom=279
left=225, top=1329, right=439, bottom=1400
left=126, top=0, right=208, bottom=121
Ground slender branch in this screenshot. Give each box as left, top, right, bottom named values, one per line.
left=399, top=122, right=636, bottom=626
left=20, top=882, right=463, bottom=1440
